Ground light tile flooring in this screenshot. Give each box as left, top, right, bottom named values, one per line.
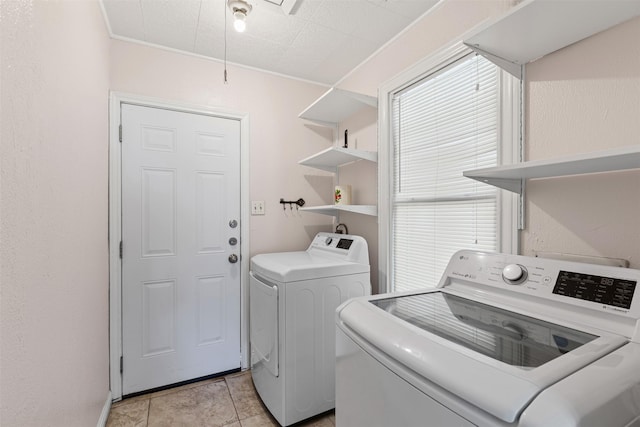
left=106, top=371, right=335, bottom=427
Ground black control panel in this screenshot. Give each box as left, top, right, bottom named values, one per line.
left=336, top=239, right=353, bottom=250
left=552, top=270, right=637, bottom=309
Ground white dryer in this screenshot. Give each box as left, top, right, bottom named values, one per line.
left=250, top=232, right=370, bottom=426
left=336, top=250, right=640, bottom=426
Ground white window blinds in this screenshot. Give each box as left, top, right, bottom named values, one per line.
left=391, top=54, right=500, bottom=292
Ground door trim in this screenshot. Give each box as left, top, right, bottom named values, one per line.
left=108, top=92, right=250, bottom=401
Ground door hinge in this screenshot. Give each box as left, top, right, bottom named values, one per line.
left=119, top=124, right=122, bottom=143
left=119, top=241, right=123, bottom=259
left=120, top=356, right=123, bottom=374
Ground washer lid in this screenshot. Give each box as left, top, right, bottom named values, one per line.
left=251, top=251, right=369, bottom=283
left=337, top=290, right=628, bottom=423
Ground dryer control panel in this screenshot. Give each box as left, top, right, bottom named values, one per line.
left=307, top=232, right=369, bottom=265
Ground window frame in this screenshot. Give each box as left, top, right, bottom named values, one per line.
left=378, top=41, right=521, bottom=294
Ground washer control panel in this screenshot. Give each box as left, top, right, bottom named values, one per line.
left=553, top=270, right=636, bottom=310
left=442, top=250, right=640, bottom=318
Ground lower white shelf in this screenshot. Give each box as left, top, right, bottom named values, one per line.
left=463, top=145, right=640, bottom=194
left=299, top=205, right=377, bottom=217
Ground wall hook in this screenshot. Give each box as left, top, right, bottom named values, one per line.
left=280, top=198, right=305, bottom=211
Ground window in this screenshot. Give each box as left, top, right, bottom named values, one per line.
left=379, top=45, right=519, bottom=293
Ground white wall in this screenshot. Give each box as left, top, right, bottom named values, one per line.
left=109, top=40, right=335, bottom=257
left=338, top=1, right=640, bottom=271
left=0, top=1, right=111, bottom=425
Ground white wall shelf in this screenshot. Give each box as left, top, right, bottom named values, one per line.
left=298, top=87, right=377, bottom=127
left=299, top=87, right=378, bottom=218
left=298, top=146, right=377, bottom=173
left=300, top=205, right=377, bottom=217
left=464, top=0, right=640, bottom=78
left=464, top=145, right=640, bottom=194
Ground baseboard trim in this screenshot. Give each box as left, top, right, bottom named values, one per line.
left=97, top=390, right=112, bottom=427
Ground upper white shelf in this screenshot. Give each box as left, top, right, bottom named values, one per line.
left=298, top=87, right=377, bottom=127
left=298, top=146, right=378, bottom=173
left=464, top=0, right=640, bottom=77
left=463, top=145, right=640, bottom=194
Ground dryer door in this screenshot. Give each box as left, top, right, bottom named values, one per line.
left=250, top=272, right=279, bottom=376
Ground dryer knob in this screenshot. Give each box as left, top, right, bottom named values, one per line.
left=325, top=237, right=333, bottom=245
left=503, top=264, right=527, bottom=284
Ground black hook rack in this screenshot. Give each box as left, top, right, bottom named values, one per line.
left=280, top=198, right=305, bottom=210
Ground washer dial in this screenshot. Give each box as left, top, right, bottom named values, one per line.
left=502, top=264, right=528, bottom=285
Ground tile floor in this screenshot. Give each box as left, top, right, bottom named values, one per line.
left=106, top=371, right=335, bottom=427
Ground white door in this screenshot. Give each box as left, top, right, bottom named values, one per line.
left=121, top=104, right=241, bottom=395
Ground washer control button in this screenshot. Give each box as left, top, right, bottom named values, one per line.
left=502, top=264, right=528, bottom=285
left=325, top=237, right=333, bottom=246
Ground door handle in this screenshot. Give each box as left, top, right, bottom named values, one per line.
left=229, top=237, right=238, bottom=246
left=228, top=254, right=238, bottom=264
left=229, top=219, right=238, bottom=228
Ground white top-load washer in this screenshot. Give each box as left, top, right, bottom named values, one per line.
left=336, top=250, right=640, bottom=427
left=250, top=232, right=370, bottom=426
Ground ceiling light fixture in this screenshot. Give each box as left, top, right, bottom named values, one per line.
left=227, top=0, right=252, bottom=33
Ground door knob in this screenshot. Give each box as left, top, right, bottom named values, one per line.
left=229, top=220, right=238, bottom=228
left=228, top=254, right=238, bottom=263
left=229, top=237, right=238, bottom=246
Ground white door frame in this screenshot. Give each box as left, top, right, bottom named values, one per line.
left=108, top=92, right=250, bottom=401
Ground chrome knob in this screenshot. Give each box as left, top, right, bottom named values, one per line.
left=229, top=237, right=238, bottom=246
left=229, top=220, right=238, bottom=228
left=228, top=254, right=238, bottom=263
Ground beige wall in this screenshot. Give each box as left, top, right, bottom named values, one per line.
left=337, top=0, right=514, bottom=291
left=339, top=1, right=640, bottom=271
left=109, top=40, right=336, bottom=258
left=0, top=1, right=111, bottom=426
left=335, top=107, right=379, bottom=292
left=107, top=2, right=520, bottom=295
left=1, top=2, right=637, bottom=424
left=522, top=16, right=640, bottom=266
left=338, top=0, right=514, bottom=96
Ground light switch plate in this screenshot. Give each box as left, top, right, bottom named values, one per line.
left=251, top=201, right=265, bottom=215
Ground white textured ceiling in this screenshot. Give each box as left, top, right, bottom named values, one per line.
left=101, top=0, right=439, bottom=85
